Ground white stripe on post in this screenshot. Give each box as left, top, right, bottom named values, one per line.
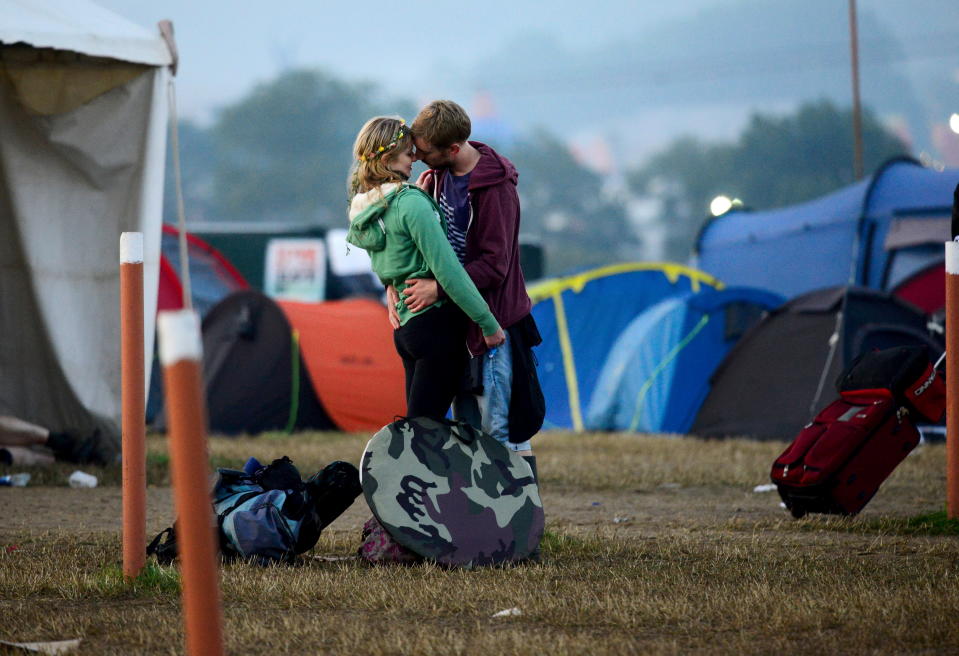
left=158, top=310, right=203, bottom=366
left=120, top=232, right=144, bottom=264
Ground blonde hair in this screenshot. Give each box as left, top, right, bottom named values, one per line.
left=347, top=116, right=412, bottom=202
left=411, top=100, right=471, bottom=149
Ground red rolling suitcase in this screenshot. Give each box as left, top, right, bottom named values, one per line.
left=771, top=346, right=944, bottom=518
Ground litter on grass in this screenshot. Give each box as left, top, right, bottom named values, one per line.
left=67, top=471, right=97, bottom=489
left=0, top=473, right=30, bottom=487
left=0, top=639, right=81, bottom=654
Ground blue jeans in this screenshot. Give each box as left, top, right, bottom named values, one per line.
left=453, top=334, right=532, bottom=452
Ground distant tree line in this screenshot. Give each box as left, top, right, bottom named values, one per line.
left=628, top=101, right=909, bottom=262
left=164, top=68, right=634, bottom=276
left=165, top=69, right=909, bottom=275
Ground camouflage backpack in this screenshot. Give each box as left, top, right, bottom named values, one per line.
left=360, top=416, right=544, bottom=567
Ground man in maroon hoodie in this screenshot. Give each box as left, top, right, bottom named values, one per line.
left=390, top=100, right=543, bottom=481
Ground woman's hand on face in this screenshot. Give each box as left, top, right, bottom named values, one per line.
left=484, top=328, right=506, bottom=349
left=415, top=169, right=434, bottom=191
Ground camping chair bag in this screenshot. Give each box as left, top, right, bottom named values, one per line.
left=361, top=416, right=544, bottom=567
left=771, top=347, right=944, bottom=518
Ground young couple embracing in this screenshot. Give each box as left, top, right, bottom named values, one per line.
left=346, top=100, right=542, bottom=478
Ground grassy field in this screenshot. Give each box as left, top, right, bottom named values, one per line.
left=2, top=431, right=958, bottom=655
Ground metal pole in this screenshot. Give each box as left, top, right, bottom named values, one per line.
left=848, top=0, right=865, bottom=180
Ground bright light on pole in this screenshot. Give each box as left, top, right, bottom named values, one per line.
left=710, top=195, right=733, bottom=217
left=950, top=113, right=959, bottom=135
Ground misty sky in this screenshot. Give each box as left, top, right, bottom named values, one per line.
left=95, top=0, right=958, bottom=168
left=95, top=0, right=724, bottom=121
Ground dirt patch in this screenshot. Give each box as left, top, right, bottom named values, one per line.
left=0, top=478, right=935, bottom=541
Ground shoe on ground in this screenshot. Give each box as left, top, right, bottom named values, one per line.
left=48, top=428, right=117, bottom=466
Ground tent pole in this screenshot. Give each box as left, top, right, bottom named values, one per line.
left=167, top=80, right=193, bottom=310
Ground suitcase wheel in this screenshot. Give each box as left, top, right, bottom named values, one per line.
left=790, top=506, right=806, bottom=519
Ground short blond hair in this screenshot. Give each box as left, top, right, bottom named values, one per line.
left=347, top=116, right=412, bottom=201
left=411, top=100, right=471, bottom=149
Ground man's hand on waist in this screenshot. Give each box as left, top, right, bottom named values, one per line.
left=402, top=278, right=439, bottom=312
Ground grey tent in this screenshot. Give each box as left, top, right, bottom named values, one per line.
left=691, top=286, right=942, bottom=440
left=0, top=0, right=174, bottom=443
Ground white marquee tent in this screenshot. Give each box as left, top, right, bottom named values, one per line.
left=0, top=0, right=174, bottom=446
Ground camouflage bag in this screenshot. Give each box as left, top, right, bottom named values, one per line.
left=360, top=416, right=544, bottom=567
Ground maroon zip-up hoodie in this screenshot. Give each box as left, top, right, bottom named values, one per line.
left=428, top=141, right=531, bottom=355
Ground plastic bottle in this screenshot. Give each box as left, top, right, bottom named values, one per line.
left=0, top=473, right=30, bottom=487
left=68, top=470, right=98, bottom=488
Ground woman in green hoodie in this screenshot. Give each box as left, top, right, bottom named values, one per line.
left=346, top=116, right=505, bottom=420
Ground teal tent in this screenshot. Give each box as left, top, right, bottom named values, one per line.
left=585, top=287, right=783, bottom=434
left=529, top=263, right=721, bottom=431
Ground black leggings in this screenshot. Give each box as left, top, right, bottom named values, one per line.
left=393, top=302, right=469, bottom=420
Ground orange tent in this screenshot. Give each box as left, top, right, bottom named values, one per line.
left=279, top=299, right=406, bottom=432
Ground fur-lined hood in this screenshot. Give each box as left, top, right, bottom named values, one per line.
left=346, top=183, right=404, bottom=252
left=348, top=182, right=402, bottom=223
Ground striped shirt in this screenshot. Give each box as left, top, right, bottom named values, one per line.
left=440, top=172, right=471, bottom=263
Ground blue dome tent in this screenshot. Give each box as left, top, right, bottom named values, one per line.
left=528, top=263, right=721, bottom=431
left=585, top=287, right=784, bottom=434
left=694, top=158, right=959, bottom=299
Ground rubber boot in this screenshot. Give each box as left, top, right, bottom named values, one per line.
left=523, top=455, right=542, bottom=563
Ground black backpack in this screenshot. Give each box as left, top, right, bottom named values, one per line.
left=148, top=458, right=362, bottom=566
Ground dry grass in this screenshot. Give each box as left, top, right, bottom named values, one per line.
left=2, top=431, right=958, bottom=655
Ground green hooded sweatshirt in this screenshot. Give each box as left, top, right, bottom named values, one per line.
left=346, top=183, right=500, bottom=336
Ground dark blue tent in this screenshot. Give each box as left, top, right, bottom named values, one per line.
left=694, top=158, right=959, bottom=299
left=585, top=287, right=784, bottom=434
left=528, top=263, right=721, bottom=431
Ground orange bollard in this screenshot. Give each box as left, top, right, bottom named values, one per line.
left=120, top=232, right=146, bottom=579
left=158, top=310, right=224, bottom=656
left=946, top=242, right=959, bottom=519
